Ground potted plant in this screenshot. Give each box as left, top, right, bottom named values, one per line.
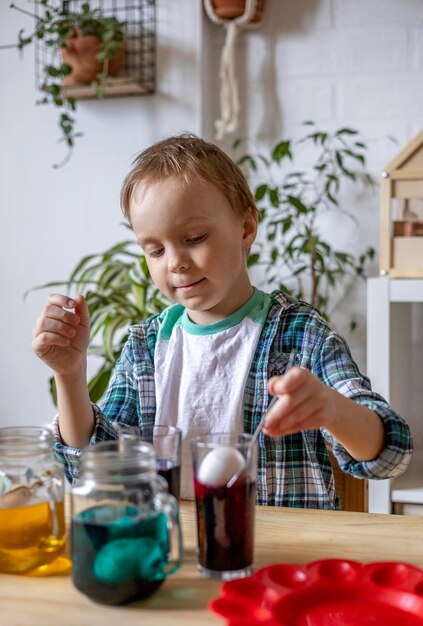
left=234, top=122, right=377, bottom=329
left=6, top=1, right=126, bottom=167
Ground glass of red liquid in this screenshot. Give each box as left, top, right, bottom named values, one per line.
left=115, top=425, right=182, bottom=501
left=191, top=433, right=257, bottom=581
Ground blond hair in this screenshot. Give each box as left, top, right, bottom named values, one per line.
left=120, top=133, right=257, bottom=221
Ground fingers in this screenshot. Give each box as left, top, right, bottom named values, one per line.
left=33, top=315, right=78, bottom=339
left=46, top=293, right=78, bottom=309
left=263, top=368, right=330, bottom=437
left=32, top=331, right=73, bottom=356
left=32, top=294, right=82, bottom=353
left=35, top=298, right=80, bottom=332
left=263, top=396, right=323, bottom=437
left=266, top=374, right=312, bottom=423
left=268, top=366, right=305, bottom=396
left=73, top=294, right=90, bottom=327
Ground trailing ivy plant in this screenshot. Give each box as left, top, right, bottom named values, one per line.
left=234, top=122, right=376, bottom=328
left=3, top=1, right=125, bottom=167
left=30, top=225, right=169, bottom=405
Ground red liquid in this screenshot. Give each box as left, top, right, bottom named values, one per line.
left=194, top=477, right=255, bottom=572
left=156, top=459, right=181, bottom=501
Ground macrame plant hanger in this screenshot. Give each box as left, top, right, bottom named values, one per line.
left=203, top=0, right=264, bottom=140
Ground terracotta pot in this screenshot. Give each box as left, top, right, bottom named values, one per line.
left=211, top=0, right=266, bottom=22
left=61, top=31, right=125, bottom=85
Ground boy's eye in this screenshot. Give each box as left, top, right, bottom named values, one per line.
left=148, top=247, right=164, bottom=258
left=187, top=233, right=206, bottom=244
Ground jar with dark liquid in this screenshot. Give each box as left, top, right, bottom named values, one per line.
left=0, top=426, right=66, bottom=574
left=114, top=424, right=182, bottom=501
left=71, top=439, right=183, bottom=605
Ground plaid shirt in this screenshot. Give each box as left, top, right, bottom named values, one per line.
left=53, top=290, right=412, bottom=509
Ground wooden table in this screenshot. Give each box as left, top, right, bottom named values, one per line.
left=2, top=502, right=423, bottom=625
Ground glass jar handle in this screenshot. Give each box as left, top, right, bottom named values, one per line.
left=153, top=483, right=183, bottom=575
left=40, top=470, right=63, bottom=539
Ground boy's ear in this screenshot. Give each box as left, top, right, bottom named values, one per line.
left=242, top=207, right=258, bottom=248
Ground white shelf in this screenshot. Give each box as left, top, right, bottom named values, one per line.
left=367, top=277, right=423, bottom=513
left=391, top=450, right=423, bottom=504
left=389, top=279, right=423, bottom=302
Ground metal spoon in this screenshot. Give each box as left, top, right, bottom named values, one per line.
left=227, top=350, right=297, bottom=488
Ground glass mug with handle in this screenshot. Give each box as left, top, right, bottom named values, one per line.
left=71, top=438, right=183, bottom=605
left=0, top=426, right=66, bottom=574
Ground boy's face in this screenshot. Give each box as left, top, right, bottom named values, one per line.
left=130, top=176, right=257, bottom=324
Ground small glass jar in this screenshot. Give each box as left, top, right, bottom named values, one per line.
left=0, top=426, right=66, bottom=574
left=71, top=438, right=183, bottom=605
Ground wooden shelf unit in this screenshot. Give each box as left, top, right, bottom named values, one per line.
left=380, top=130, right=423, bottom=278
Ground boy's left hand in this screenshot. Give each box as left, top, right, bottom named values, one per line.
left=262, top=367, right=337, bottom=437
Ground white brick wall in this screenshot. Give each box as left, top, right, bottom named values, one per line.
left=1, top=0, right=423, bottom=425
left=203, top=0, right=423, bottom=370
left=0, top=0, right=205, bottom=426
left=336, top=0, right=423, bottom=27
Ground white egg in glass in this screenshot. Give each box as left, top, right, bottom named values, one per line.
left=197, top=445, right=246, bottom=487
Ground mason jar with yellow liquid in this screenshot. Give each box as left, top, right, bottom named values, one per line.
left=0, top=426, right=66, bottom=574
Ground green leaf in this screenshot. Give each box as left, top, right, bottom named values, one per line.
left=47, top=84, right=60, bottom=96
left=68, top=253, right=100, bottom=283
left=293, top=265, right=307, bottom=276
left=269, top=188, right=280, bottom=208
left=287, top=195, right=307, bottom=214
left=247, top=253, right=260, bottom=267
left=255, top=184, right=268, bottom=201
left=335, top=128, right=359, bottom=136
left=271, top=141, right=292, bottom=163
left=102, top=314, right=129, bottom=362
left=60, top=63, right=72, bottom=75
left=258, top=155, right=270, bottom=167
left=88, top=365, right=114, bottom=403
left=232, top=137, right=245, bottom=150
left=237, top=155, right=257, bottom=171
left=335, top=151, right=344, bottom=169
left=282, top=218, right=292, bottom=234
left=344, top=149, right=365, bottom=165
left=46, top=64, right=60, bottom=77
left=49, top=376, right=58, bottom=407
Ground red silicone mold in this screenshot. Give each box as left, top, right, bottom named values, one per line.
left=209, top=559, right=423, bottom=625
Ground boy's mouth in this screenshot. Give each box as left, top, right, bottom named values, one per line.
left=176, top=278, right=205, bottom=290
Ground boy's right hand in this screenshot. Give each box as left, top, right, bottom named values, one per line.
left=32, top=294, right=90, bottom=376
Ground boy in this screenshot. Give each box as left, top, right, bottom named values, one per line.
left=32, top=134, right=412, bottom=508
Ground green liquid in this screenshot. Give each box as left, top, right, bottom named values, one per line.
left=72, top=505, right=169, bottom=605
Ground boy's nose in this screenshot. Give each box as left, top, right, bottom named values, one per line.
left=168, top=250, right=189, bottom=273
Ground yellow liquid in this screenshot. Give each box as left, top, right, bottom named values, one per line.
left=0, top=500, right=66, bottom=574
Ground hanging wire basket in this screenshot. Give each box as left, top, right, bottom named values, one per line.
left=34, top=0, right=156, bottom=99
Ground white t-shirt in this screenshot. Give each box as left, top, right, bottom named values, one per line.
left=154, top=288, right=271, bottom=499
